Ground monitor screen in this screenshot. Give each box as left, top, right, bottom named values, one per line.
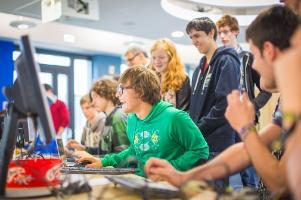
left=0, top=35, right=56, bottom=196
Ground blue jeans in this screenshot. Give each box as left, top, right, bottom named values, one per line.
left=241, top=166, right=260, bottom=188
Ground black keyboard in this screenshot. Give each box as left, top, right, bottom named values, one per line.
left=60, top=167, right=136, bottom=175
left=105, top=175, right=181, bottom=199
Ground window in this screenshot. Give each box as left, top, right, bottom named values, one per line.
left=74, top=58, right=92, bottom=141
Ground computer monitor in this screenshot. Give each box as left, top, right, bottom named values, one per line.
left=0, top=35, right=56, bottom=197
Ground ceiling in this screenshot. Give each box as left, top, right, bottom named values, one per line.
left=0, top=0, right=280, bottom=64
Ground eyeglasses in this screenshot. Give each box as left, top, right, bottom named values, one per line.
left=126, top=53, right=139, bottom=63
left=117, top=84, right=133, bottom=94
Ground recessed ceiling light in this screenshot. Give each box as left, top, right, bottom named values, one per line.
left=171, top=31, right=184, bottom=38
left=63, top=34, right=75, bottom=43
left=9, top=20, right=36, bottom=29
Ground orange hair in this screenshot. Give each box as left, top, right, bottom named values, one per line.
left=150, top=38, right=186, bottom=94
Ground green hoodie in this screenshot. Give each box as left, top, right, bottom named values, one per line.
left=101, top=101, right=209, bottom=176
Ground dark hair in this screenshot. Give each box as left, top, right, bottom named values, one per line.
left=43, top=83, right=53, bottom=91
left=91, top=78, right=119, bottom=106
left=119, top=66, right=161, bottom=105
left=186, top=17, right=218, bottom=41
left=246, top=5, right=299, bottom=53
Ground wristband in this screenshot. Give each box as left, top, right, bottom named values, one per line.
left=282, top=112, right=301, bottom=136
left=239, top=123, right=257, bottom=141
left=282, top=112, right=301, bottom=122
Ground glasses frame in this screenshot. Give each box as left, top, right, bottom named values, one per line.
left=117, top=84, right=133, bottom=94
left=126, top=53, right=140, bottom=63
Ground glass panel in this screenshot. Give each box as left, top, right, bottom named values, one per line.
left=74, top=59, right=92, bottom=95
left=73, top=59, right=92, bottom=141
left=57, top=74, right=68, bottom=106
left=13, top=70, right=17, bottom=82
left=37, top=54, right=71, bottom=67
left=39, top=72, right=53, bottom=86
left=120, top=63, right=127, bottom=74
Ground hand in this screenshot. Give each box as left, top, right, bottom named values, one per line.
left=76, top=151, right=102, bottom=168
left=225, top=90, right=255, bottom=133
left=67, top=139, right=84, bottom=150
left=144, top=158, right=184, bottom=187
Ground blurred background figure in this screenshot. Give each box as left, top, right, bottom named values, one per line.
left=150, top=38, right=191, bottom=112
left=124, top=45, right=150, bottom=68
left=90, top=78, right=129, bottom=154
left=67, top=94, right=106, bottom=155
left=43, top=84, right=70, bottom=138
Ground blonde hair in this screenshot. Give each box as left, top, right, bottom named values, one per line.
left=150, top=38, right=186, bottom=94
left=80, top=94, right=92, bottom=106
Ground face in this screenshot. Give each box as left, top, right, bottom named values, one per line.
left=249, top=40, right=277, bottom=91
left=90, top=91, right=108, bottom=112
left=116, top=82, right=141, bottom=114
left=188, top=28, right=214, bottom=54
left=290, top=26, right=301, bottom=47
left=218, top=25, right=238, bottom=47
left=151, top=47, right=170, bottom=74
left=125, top=52, right=143, bottom=67
left=81, top=102, right=95, bottom=120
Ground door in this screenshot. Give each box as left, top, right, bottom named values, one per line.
left=39, top=64, right=74, bottom=139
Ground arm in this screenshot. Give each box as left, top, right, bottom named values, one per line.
left=286, top=122, right=301, bottom=200
left=101, top=146, right=134, bottom=167
left=225, top=90, right=286, bottom=194
left=59, top=101, right=70, bottom=128
left=252, top=69, right=272, bottom=111
left=176, top=76, right=191, bottom=112
left=168, top=112, right=209, bottom=171
left=67, top=139, right=85, bottom=151
left=57, top=101, right=70, bottom=136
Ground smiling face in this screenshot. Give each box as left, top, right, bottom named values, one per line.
left=151, top=47, right=170, bottom=74
left=188, top=28, right=214, bottom=54
left=116, top=81, right=141, bottom=114
left=249, top=40, right=277, bottom=92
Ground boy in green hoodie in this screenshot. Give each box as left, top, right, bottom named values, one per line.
left=77, top=66, right=209, bottom=176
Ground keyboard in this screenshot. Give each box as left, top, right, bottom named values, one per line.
left=60, top=166, right=136, bottom=175
left=105, top=175, right=181, bottom=199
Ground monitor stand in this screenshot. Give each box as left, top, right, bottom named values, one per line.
left=0, top=83, right=28, bottom=197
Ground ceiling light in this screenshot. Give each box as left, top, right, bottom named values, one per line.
left=9, top=20, right=36, bottom=29
left=63, top=34, right=75, bottom=43
left=171, top=31, right=184, bottom=38
left=161, top=0, right=281, bottom=26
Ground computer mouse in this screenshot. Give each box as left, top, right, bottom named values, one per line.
left=66, top=157, right=76, bottom=162
left=77, top=160, right=92, bottom=167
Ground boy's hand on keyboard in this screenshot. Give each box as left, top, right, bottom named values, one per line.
left=74, top=150, right=92, bottom=158
left=78, top=155, right=102, bottom=168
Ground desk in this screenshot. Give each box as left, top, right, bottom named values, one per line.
left=14, top=174, right=216, bottom=200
